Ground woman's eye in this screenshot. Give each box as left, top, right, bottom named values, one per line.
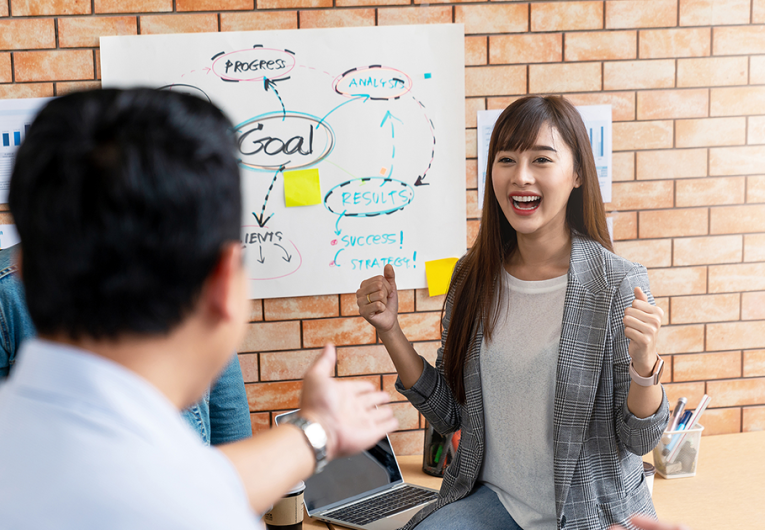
left=535, top=157, right=552, bottom=163
left=498, top=157, right=515, bottom=164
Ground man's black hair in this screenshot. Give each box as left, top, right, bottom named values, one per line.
left=9, top=88, right=242, bottom=339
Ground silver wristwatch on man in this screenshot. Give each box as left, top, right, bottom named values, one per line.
left=282, top=414, right=329, bottom=473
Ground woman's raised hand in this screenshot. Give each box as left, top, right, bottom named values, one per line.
left=356, top=264, right=399, bottom=334
left=623, top=286, right=664, bottom=375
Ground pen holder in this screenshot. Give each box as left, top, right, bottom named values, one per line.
left=422, top=421, right=460, bottom=477
left=652, top=424, right=704, bottom=479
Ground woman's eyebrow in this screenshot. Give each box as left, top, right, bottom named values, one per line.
left=530, top=145, right=557, bottom=152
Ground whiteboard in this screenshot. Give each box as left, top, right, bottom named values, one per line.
left=101, top=24, right=466, bottom=299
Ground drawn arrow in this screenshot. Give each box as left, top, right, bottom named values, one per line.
left=256, top=246, right=266, bottom=264
left=264, top=77, right=290, bottom=120
left=274, top=243, right=292, bottom=262
left=334, top=210, right=347, bottom=236
left=203, top=67, right=212, bottom=75
left=412, top=97, right=436, bottom=187
left=252, top=166, right=284, bottom=227
left=319, top=95, right=370, bottom=126
left=380, top=110, right=403, bottom=180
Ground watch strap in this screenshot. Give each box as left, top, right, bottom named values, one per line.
left=629, top=356, right=664, bottom=387
left=283, top=414, right=329, bottom=474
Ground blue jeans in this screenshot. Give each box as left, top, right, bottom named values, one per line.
left=414, top=484, right=522, bottom=530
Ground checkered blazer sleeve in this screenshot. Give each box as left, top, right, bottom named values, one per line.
left=611, top=263, right=670, bottom=456
left=395, top=265, right=462, bottom=436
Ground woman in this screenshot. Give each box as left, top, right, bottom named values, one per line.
left=357, top=96, right=669, bottom=530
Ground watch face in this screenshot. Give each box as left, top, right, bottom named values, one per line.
left=305, top=422, right=328, bottom=448
left=655, top=359, right=665, bottom=383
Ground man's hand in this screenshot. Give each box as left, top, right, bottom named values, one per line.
left=299, top=344, right=399, bottom=461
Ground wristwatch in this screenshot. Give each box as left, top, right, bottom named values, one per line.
left=629, top=356, right=665, bottom=387
left=282, top=414, right=329, bottom=474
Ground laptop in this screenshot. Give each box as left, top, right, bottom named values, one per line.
left=275, top=410, right=440, bottom=530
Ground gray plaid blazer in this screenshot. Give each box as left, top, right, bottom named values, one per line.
left=396, top=234, right=670, bottom=530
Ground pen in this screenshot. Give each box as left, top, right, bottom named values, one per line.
left=663, top=410, right=692, bottom=455
left=662, top=397, right=688, bottom=445
left=667, top=394, right=711, bottom=463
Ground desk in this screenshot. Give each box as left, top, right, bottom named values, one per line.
left=306, top=431, right=765, bottom=530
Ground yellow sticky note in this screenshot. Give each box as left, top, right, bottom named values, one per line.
left=425, top=257, right=459, bottom=297
left=284, top=168, right=321, bottom=207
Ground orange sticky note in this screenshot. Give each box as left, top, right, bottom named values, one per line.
left=425, top=257, right=458, bottom=297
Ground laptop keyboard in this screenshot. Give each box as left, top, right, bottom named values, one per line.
left=324, top=485, right=438, bottom=526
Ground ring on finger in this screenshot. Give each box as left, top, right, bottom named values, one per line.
left=367, top=293, right=372, bottom=304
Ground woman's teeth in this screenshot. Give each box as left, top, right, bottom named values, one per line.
left=512, top=196, right=541, bottom=210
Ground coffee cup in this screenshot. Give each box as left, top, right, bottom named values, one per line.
left=264, top=481, right=306, bottom=530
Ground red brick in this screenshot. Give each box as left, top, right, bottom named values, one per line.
left=605, top=0, right=678, bottom=29
left=611, top=211, right=638, bottom=240
left=382, top=374, right=406, bottom=402
left=246, top=381, right=302, bottom=412
left=647, top=267, right=707, bottom=297
left=677, top=56, right=748, bottom=88
left=636, top=149, right=707, bottom=180
left=0, top=52, right=11, bottom=81
left=0, top=2, right=7, bottom=15
left=377, top=6, right=451, bottom=25
left=749, top=117, right=765, bottom=146
left=0, top=83, right=53, bottom=98
left=14, top=50, right=93, bottom=82
left=397, top=312, right=441, bottom=342
left=564, top=31, right=636, bottom=62
left=238, top=353, right=259, bottom=383
left=339, top=293, right=360, bottom=316
left=639, top=208, right=708, bottom=238
left=466, top=159, right=478, bottom=189
left=756, top=0, right=765, bottom=23
left=529, top=62, right=601, bottom=94
left=263, top=295, right=338, bottom=321
left=663, top=382, right=706, bottom=409
left=531, top=1, right=603, bottom=31
left=0, top=19, right=55, bottom=50
left=671, top=293, right=740, bottom=324
left=711, top=87, right=765, bottom=117
left=248, top=300, right=263, bottom=322
left=676, top=117, right=746, bottom=148
left=744, top=234, right=765, bottom=262
left=464, top=37, right=487, bottom=67
left=412, top=341, right=439, bottom=366
left=220, top=11, right=298, bottom=31
left=637, top=89, right=708, bottom=121
left=612, top=152, right=635, bottom=182
left=58, top=17, right=137, bottom=48
left=260, top=348, right=322, bottom=381
left=639, top=28, right=711, bottom=59
left=466, top=189, right=480, bottom=220
left=299, top=8, right=375, bottom=28
left=490, top=33, right=562, bottom=65
left=742, top=292, right=765, bottom=321
left=95, top=0, right=172, bottom=13
left=250, top=412, right=270, bottom=435
left=465, top=98, right=485, bottom=129
left=674, top=235, right=743, bottom=267
left=680, top=0, right=752, bottom=25
left=55, top=81, right=102, bottom=95
left=676, top=177, right=746, bottom=208
left=710, top=146, right=765, bottom=177
left=564, top=92, right=636, bottom=122
left=743, top=406, right=765, bottom=432
left=466, top=129, right=476, bottom=158
left=238, top=321, right=301, bottom=353
left=603, top=59, right=675, bottom=90
left=656, top=324, right=705, bottom=354
left=465, top=66, right=526, bottom=97
left=699, top=407, right=741, bottom=435
left=749, top=175, right=765, bottom=203
left=177, top=0, right=252, bottom=10
left=673, top=351, right=742, bottom=381
left=752, top=55, right=765, bottom=84
left=608, top=180, right=674, bottom=212
left=612, top=121, right=674, bottom=151
left=415, top=289, right=446, bottom=312
left=614, top=239, right=672, bottom=268
left=302, top=316, right=376, bottom=348
left=11, top=0, right=90, bottom=15
left=708, top=322, right=765, bottom=351
left=706, top=377, right=765, bottom=407
left=467, top=219, right=479, bottom=248
left=709, top=263, right=765, bottom=294
left=95, top=49, right=100, bottom=80
left=337, top=344, right=395, bottom=376
left=455, top=4, right=528, bottom=35
left=711, top=205, right=765, bottom=234
left=655, top=297, right=670, bottom=327
left=389, top=429, right=424, bottom=456
left=386, top=402, right=419, bottom=430
left=744, top=350, right=765, bottom=377
left=713, top=26, right=765, bottom=56
left=139, top=14, right=218, bottom=34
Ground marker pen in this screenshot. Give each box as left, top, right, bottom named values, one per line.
left=663, top=410, right=693, bottom=455
left=662, top=397, right=688, bottom=444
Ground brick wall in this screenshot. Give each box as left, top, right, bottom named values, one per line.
left=1, top=0, right=764, bottom=453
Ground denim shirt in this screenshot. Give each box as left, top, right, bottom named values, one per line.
left=0, top=246, right=252, bottom=446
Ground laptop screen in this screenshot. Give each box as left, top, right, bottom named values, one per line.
left=275, top=410, right=404, bottom=513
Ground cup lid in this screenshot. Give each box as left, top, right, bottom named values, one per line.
left=288, top=481, right=306, bottom=495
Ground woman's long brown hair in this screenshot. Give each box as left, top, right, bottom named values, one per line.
left=443, top=96, right=613, bottom=404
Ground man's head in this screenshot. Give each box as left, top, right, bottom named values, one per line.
left=10, top=89, right=242, bottom=341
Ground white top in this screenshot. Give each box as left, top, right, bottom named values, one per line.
left=478, top=270, right=567, bottom=530
left=0, top=338, right=262, bottom=530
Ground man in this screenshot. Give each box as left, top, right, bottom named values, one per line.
left=0, top=88, right=397, bottom=528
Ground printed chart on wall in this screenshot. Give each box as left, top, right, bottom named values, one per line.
left=101, top=24, right=466, bottom=299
